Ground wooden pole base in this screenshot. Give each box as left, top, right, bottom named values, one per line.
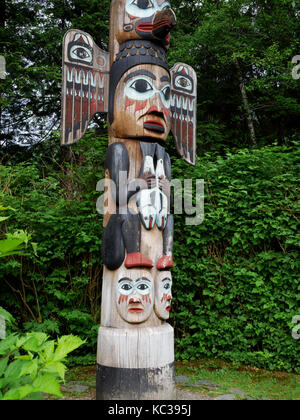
left=96, top=324, right=176, bottom=400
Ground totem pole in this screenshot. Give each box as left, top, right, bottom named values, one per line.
left=61, top=0, right=197, bottom=400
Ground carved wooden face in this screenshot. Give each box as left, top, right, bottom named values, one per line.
left=154, top=271, right=172, bottom=320
left=110, top=64, right=171, bottom=140
left=116, top=270, right=154, bottom=324
left=110, top=0, right=176, bottom=53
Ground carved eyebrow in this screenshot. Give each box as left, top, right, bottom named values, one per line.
left=162, top=278, right=171, bottom=282
left=160, top=75, right=170, bottom=83
left=118, top=277, right=132, bottom=283
left=124, top=70, right=156, bottom=83
left=137, top=277, right=151, bottom=283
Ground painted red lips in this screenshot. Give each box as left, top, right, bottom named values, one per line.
left=128, top=308, right=144, bottom=313
left=144, top=120, right=165, bottom=134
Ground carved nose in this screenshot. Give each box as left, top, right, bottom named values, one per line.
left=152, top=8, right=177, bottom=40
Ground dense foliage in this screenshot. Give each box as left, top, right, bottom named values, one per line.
left=0, top=136, right=299, bottom=372
left=1, top=0, right=300, bottom=149
left=0, top=0, right=299, bottom=374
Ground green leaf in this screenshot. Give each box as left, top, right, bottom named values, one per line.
left=0, top=306, right=15, bottom=325
left=20, top=359, right=39, bottom=380
left=32, top=373, right=62, bottom=397
left=2, top=384, right=34, bottom=400
left=0, top=356, right=9, bottom=377
left=0, top=334, right=17, bottom=355
left=41, top=340, right=55, bottom=362
left=53, top=335, right=84, bottom=362
left=45, top=361, right=66, bottom=381
left=4, top=359, right=23, bottom=379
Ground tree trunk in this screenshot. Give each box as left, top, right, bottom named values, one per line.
left=235, top=58, right=257, bottom=147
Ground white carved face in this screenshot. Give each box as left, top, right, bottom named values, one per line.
left=116, top=270, right=154, bottom=324
left=154, top=271, right=172, bottom=320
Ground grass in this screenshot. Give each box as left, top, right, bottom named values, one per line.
left=175, top=359, right=300, bottom=400
left=47, top=360, right=300, bottom=400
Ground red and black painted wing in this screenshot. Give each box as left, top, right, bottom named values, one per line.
left=61, top=30, right=110, bottom=145
left=170, top=63, right=197, bottom=166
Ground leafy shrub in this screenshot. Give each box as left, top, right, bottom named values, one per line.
left=0, top=308, right=84, bottom=400
left=0, top=134, right=299, bottom=372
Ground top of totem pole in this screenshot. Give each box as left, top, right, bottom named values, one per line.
left=109, top=0, right=177, bottom=63
left=61, top=0, right=197, bottom=165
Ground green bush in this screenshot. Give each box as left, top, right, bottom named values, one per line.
left=0, top=308, right=84, bottom=400
left=171, top=141, right=300, bottom=373
left=0, top=134, right=299, bottom=372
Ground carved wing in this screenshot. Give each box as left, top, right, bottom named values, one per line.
left=170, top=63, right=197, bottom=165
left=61, top=30, right=110, bottom=145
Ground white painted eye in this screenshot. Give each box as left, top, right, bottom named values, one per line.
left=133, top=0, right=154, bottom=9
left=118, top=281, right=134, bottom=296
left=160, top=84, right=171, bottom=108
left=136, top=281, right=152, bottom=295
left=70, top=45, right=92, bottom=63
left=163, top=282, right=171, bottom=290
left=174, top=75, right=193, bottom=92
left=125, top=76, right=155, bottom=101
left=131, top=79, right=153, bottom=93
left=126, top=0, right=156, bottom=18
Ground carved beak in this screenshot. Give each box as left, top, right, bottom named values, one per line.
left=135, top=8, right=177, bottom=41
left=152, top=8, right=177, bottom=40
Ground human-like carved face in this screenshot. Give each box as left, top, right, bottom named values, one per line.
left=110, top=0, right=176, bottom=51
left=111, top=64, right=171, bottom=141
left=154, top=271, right=172, bottom=320
left=116, top=270, right=154, bottom=324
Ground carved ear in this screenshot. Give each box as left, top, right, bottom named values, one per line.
left=61, top=30, right=110, bottom=145
left=170, top=63, right=197, bottom=166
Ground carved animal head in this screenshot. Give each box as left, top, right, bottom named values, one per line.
left=109, top=0, right=176, bottom=61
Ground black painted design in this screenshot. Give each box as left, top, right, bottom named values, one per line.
left=96, top=362, right=175, bottom=400
left=105, top=143, right=130, bottom=207
left=102, top=210, right=141, bottom=271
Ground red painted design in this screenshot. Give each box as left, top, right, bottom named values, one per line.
left=157, top=255, right=174, bottom=270
left=118, top=295, right=129, bottom=305
left=153, top=19, right=172, bottom=31
left=137, top=23, right=153, bottom=33
left=125, top=97, right=135, bottom=109
left=161, top=293, right=172, bottom=303
left=135, top=100, right=147, bottom=113
left=125, top=252, right=153, bottom=269
left=162, top=106, right=171, bottom=122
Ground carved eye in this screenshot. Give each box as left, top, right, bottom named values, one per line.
left=162, top=86, right=170, bottom=101
left=136, top=280, right=152, bottom=295
left=131, top=79, right=153, bottom=93
left=126, top=0, right=156, bottom=17
left=118, top=280, right=134, bottom=296
left=174, top=75, right=193, bottom=92
left=133, top=0, right=154, bottom=9
left=70, top=45, right=92, bottom=63
left=73, top=48, right=89, bottom=59
left=163, top=280, right=172, bottom=291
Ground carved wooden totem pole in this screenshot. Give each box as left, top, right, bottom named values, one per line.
left=61, top=0, right=197, bottom=400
